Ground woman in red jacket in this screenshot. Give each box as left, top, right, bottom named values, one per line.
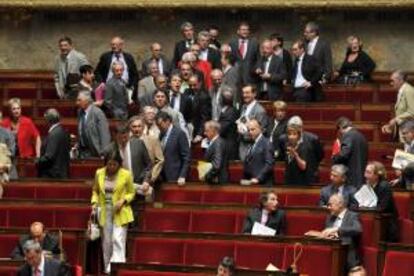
left=1, top=98, right=41, bottom=158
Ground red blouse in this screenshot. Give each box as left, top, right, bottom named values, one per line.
left=1, top=116, right=39, bottom=158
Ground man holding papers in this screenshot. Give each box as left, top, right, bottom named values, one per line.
left=242, top=191, right=285, bottom=236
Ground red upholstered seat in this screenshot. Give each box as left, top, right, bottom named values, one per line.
left=117, top=271, right=208, bottom=276
left=160, top=189, right=202, bottom=203
left=284, top=213, right=326, bottom=236
left=244, top=191, right=261, bottom=205
left=8, top=206, right=54, bottom=228
left=36, top=186, right=78, bottom=199
left=201, top=190, right=245, bottom=204
left=3, top=185, right=36, bottom=199
left=359, top=215, right=375, bottom=247
left=54, top=206, right=90, bottom=229
left=394, top=193, right=410, bottom=219
left=235, top=241, right=285, bottom=270
left=283, top=245, right=333, bottom=276
left=185, top=239, right=234, bottom=267
left=382, top=250, right=414, bottom=276
left=142, top=209, right=190, bottom=232
left=228, top=166, right=244, bottom=183
left=190, top=210, right=237, bottom=234
left=399, top=218, right=414, bottom=244
left=131, top=238, right=185, bottom=265
left=0, top=266, right=18, bottom=276
left=284, top=193, right=319, bottom=206
left=0, top=234, right=20, bottom=258
left=362, top=246, right=378, bottom=276
left=75, top=186, right=92, bottom=199
left=0, top=207, right=8, bottom=226
left=62, top=235, right=82, bottom=265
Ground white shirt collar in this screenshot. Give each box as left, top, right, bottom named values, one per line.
left=337, top=208, right=347, bottom=220
left=48, top=123, right=60, bottom=133
left=32, top=254, right=45, bottom=275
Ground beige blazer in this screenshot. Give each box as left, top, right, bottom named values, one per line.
left=141, top=135, right=165, bottom=182
left=395, top=82, right=414, bottom=124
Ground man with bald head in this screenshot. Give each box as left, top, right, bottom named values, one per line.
left=95, top=36, right=138, bottom=100
left=141, top=42, right=171, bottom=77
left=11, top=222, right=60, bottom=259
left=243, top=119, right=274, bottom=186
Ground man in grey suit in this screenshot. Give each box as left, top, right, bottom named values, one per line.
left=156, top=111, right=190, bottom=186
left=138, top=60, right=158, bottom=108
left=319, top=165, right=356, bottom=207
left=141, top=42, right=171, bottom=77
left=243, top=119, right=274, bottom=186
left=54, top=36, right=89, bottom=99
left=203, top=120, right=228, bottom=184
left=237, top=85, right=269, bottom=161
left=229, top=22, right=259, bottom=85
left=254, top=39, right=286, bottom=101
left=76, top=91, right=111, bottom=158
left=104, top=61, right=130, bottom=120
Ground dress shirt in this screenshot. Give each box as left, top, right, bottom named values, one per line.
left=32, top=254, right=45, bottom=276
left=107, top=52, right=129, bottom=83
left=332, top=209, right=347, bottom=229
left=199, top=49, right=208, bottom=61
left=262, top=55, right=272, bottom=91
left=169, top=91, right=181, bottom=112
left=294, top=53, right=307, bottom=88
left=120, top=141, right=132, bottom=173
left=241, top=100, right=257, bottom=119
left=156, top=58, right=164, bottom=75
left=161, top=125, right=173, bottom=149
left=404, top=140, right=414, bottom=152
left=239, top=38, right=248, bottom=59
left=269, top=119, right=279, bottom=143
left=307, top=36, right=319, bottom=56
left=261, top=209, right=269, bottom=225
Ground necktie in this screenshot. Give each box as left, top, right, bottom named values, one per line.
left=170, top=94, right=176, bottom=108
left=239, top=40, right=245, bottom=59
left=34, top=268, right=41, bottom=276
left=115, top=53, right=120, bottom=60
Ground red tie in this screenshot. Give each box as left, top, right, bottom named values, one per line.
left=34, top=268, right=41, bottom=276
left=239, top=40, right=245, bottom=59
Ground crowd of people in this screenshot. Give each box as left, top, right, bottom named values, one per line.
left=0, top=20, right=413, bottom=276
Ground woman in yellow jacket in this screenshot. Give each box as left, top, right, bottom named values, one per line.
left=91, top=150, right=135, bottom=274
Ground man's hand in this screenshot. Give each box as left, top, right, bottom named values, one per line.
left=251, top=178, right=259, bottom=184
left=304, top=81, right=312, bottom=89
left=255, top=68, right=263, bottom=75
left=141, top=182, right=150, bottom=192
left=177, top=177, right=186, bottom=186
left=382, top=119, right=396, bottom=134
left=261, top=73, right=271, bottom=80
left=322, top=227, right=339, bottom=239
left=192, top=135, right=203, bottom=143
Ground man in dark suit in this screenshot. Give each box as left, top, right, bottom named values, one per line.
left=270, top=33, right=293, bottom=84
left=291, top=40, right=323, bottom=102
left=11, top=222, right=60, bottom=259
left=141, top=42, right=171, bottom=77
left=319, top=164, right=356, bottom=207
left=37, top=109, right=70, bottom=179
left=218, top=87, right=239, bottom=160
left=197, top=30, right=221, bottom=69
left=184, top=74, right=212, bottom=143
left=203, top=120, right=228, bottom=184
left=104, top=61, right=130, bottom=120
left=76, top=91, right=111, bottom=158
left=94, top=36, right=138, bottom=100
left=243, top=119, right=274, bottom=186
left=243, top=191, right=285, bottom=235
left=168, top=73, right=192, bottom=125
left=266, top=101, right=288, bottom=152
left=332, top=117, right=368, bottom=187
left=172, top=22, right=195, bottom=68
left=208, top=25, right=221, bottom=50
left=254, top=39, right=286, bottom=101
left=229, top=22, right=259, bottom=85
left=304, top=22, right=333, bottom=84
left=156, top=111, right=190, bottom=186
left=17, top=240, right=71, bottom=276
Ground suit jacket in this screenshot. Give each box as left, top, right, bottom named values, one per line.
left=103, top=138, right=152, bottom=184
left=266, top=118, right=288, bottom=152
left=255, top=54, right=286, bottom=99
left=219, top=106, right=239, bottom=160
left=307, top=37, right=333, bottom=80
left=161, top=126, right=190, bottom=181
left=11, top=233, right=60, bottom=259
left=169, top=91, right=193, bottom=124
left=141, top=55, right=171, bottom=77
left=325, top=210, right=362, bottom=269
left=332, top=128, right=368, bottom=187
left=281, top=48, right=293, bottom=83
left=0, top=126, right=17, bottom=179
left=292, top=54, right=323, bottom=101
left=184, top=89, right=212, bottom=136
left=18, top=258, right=71, bottom=276
left=243, top=135, right=274, bottom=185
left=92, top=167, right=135, bottom=226
left=77, top=105, right=111, bottom=157
left=94, top=51, right=138, bottom=91
left=229, top=37, right=259, bottom=85
left=141, top=135, right=165, bottom=182
left=204, top=137, right=228, bottom=184
left=394, top=82, right=414, bottom=125
left=204, top=47, right=221, bottom=69
left=138, top=76, right=157, bottom=107
left=319, top=184, right=356, bottom=207
left=222, top=65, right=241, bottom=103
left=104, top=77, right=129, bottom=119
left=242, top=207, right=286, bottom=235
left=38, top=124, right=70, bottom=179
left=172, top=39, right=194, bottom=68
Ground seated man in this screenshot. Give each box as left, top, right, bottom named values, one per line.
left=217, top=256, right=235, bottom=276
left=319, top=164, right=356, bottom=207
left=11, top=222, right=60, bottom=259
left=17, top=240, right=70, bottom=276
left=306, top=194, right=362, bottom=273
left=242, top=190, right=285, bottom=235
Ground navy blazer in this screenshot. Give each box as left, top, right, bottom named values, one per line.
left=255, top=54, right=287, bottom=100
left=204, top=137, right=228, bottom=184
left=161, top=126, right=190, bottom=181
left=319, top=184, right=356, bottom=207
left=243, top=135, right=274, bottom=185
left=242, top=207, right=286, bottom=235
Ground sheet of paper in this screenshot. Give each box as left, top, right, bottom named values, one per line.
left=197, top=161, right=212, bottom=181
left=354, top=184, right=378, bottom=208
left=392, top=149, right=414, bottom=169
left=251, top=222, right=276, bottom=236
left=266, top=263, right=280, bottom=271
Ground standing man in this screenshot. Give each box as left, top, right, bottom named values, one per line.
left=172, top=22, right=195, bottom=68
left=54, top=36, right=89, bottom=99
left=229, top=22, right=259, bottom=85
left=37, top=109, right=70, bottom=179
left=332, top=117, right=368, bottom=187
left=291, top=40, right=323, bottom=102
left=270, top=33, right=293, bottom=84
left=197, top=30, right=221, bottom=69
left=254, top=39, right=286, bottom=100
left=203, top=121, right=228, bottom=184
left=138, top=61, right=159, bottom=108
left=104, top=61, right=130, bottom=119
left=243, top=119, right=274, bottom=186
left=208, top=25, right=221, bottom=50
left=382, top=70, right=414, bottom=139
left=76, top=91, right=111, bottom=158
left=210, top=69, right=224, bottom=121
left=95, top=36, right=138, bottom=100
left=156, top=111, right=190, bottom=186
left=141, top=42, right=171, bottom=77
